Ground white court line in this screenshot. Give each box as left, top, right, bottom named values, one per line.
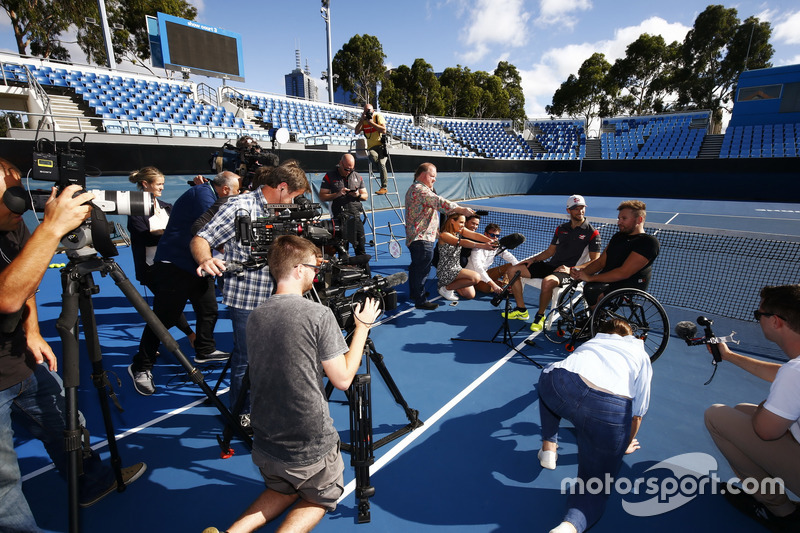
left=337, top=331, right=538, bottom=502
left=21, top=389, right=228, bottom=482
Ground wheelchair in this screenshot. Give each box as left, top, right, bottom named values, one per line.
left=542, top=279, right=670, bottom=362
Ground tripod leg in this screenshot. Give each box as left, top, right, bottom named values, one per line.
left=55, top=271, right=82, bottom=533
left=349, top=373, right=374, bottom=524
left=365, top=339, right=422, bottom=430
left=217, top=368, right=251, bottom=458
left=105, top=259, right=251, bottom=446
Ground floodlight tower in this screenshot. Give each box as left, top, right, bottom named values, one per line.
left=321, top=0, right=334, bottom=103
left=96, top=0, right=117, bottom=69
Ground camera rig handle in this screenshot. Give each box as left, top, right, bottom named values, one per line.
left=675, top=316, right=739, bottom=385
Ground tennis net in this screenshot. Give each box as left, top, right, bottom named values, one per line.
left=469, top=204, right=800, bottom=321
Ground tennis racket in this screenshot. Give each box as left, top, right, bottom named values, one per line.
left=387, top=222, right=402, bottom=258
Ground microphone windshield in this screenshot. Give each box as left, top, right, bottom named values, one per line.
left=675, top=321, right=698, bottom=340
left=383, top=271, right=408, bottom=288
left=498, top=233, right=525, bottom=250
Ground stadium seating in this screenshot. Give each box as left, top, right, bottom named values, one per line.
left=719, top=123, right=799, bottom=158
left=600, top=112, right=709, bottom=160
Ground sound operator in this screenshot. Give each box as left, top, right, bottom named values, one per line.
left=204, top=235, right=380, bottom=533
left=704, top=285, right=800, bottom=530
left=191, top=162, right=310, bottom=428
left=0, top=158, right=144, bottom=529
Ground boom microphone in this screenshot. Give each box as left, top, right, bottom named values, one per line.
left=495, top=233, right=525, bottom=255
left=379, top=271, right=408, bottom=289
left=474, top=210, right=490, bottom=216
left=675, top=321, right=698, bottom=341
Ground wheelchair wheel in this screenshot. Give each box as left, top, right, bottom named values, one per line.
left=589, top=288, right=670, bottom=363
left=543, top=284, right=590, bottom=345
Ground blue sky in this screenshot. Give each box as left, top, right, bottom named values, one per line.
left=2, top=1, right=800, bottom=119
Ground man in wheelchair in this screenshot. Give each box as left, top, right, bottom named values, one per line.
left=570, top=200, right=659, bottom=307
left=502, top=194, right=601, bottom=331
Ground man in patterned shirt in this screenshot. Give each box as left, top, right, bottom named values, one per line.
left=191, top=162, right=310, bottom=426
left=404, top=162, right=475, bottom=310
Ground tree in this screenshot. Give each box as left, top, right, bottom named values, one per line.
left=494, top=61, right=526, bottom=121
left=473, top=71, right=509, bottom=119
left=675, top=5, right=773, bottom=131
left=332, top=34, right=386, bottom=106
left=77, top=0, right=198, bottom=67
left=2, top=0, right=197, bottom=66
left=608, top=34, right=680, bottom=116
left=439, top=65, right=479, bottom=117
left=547, top=53, right=615, bottom=127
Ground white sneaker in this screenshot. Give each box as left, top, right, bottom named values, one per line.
left=538, top=449, right=557, bottom=470
left=549, top=522, right=577, bottom=533
left=438, top=286, right=459, bottom=301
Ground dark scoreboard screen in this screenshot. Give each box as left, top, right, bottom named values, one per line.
left=157, top=13, right=244, bottom=82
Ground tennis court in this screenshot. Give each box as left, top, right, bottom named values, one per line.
left=14, top=191, right=798, bottom=532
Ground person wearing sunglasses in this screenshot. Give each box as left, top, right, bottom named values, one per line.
left=465, top=223, right=519, bottom=294
left=704, top=284, right=800, bottom=531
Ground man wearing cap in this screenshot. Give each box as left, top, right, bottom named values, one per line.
left=503, top=194, right=601, bottom=331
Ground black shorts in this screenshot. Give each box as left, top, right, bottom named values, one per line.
left=524, top=261, right=570, bottom=285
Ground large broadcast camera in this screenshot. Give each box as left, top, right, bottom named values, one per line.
left=3, top=140, right=153, bottom=258
left=229, top=199, right=403, bottom=329
left=675, top=316, right=739, bottom=385
left=211, top=136, right=280, bottom=190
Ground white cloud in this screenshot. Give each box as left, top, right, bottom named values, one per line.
left=535, top=0, right=591, bottom=29
left=519, top=16, right=691, bottom=119
left=456, top=0, right=532, bottom=63
left=771, top=10, right=800, bottom=45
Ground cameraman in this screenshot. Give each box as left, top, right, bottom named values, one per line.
left=704, top=285, right=800, bottom=530
left=354, top=103, right=389, bottom=195
left=205, top=235, right=380, bottom=533
left=0, top=159, right=144, bottom=529
left=191, top=162, right=310, bottom=426
left=319, top=153, right=368, bottom=259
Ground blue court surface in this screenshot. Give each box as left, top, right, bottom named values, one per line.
left=14, top=194, right=796, bottom=532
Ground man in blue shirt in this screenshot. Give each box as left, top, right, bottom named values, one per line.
left=128, top=171, right=240, bottom=396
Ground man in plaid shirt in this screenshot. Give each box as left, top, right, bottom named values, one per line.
left=191, top=162, right=310, bottom=426
left=405, top=162, right=475, bottom=310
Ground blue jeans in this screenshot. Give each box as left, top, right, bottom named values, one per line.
left=1, top=364, right=115, bottom=531
left=538, top=367, right=632, bottom=533
left=229, top=306, right=252, bottom=414
left=408, top=240, right=435, bottom=304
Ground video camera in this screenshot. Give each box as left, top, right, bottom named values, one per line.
left=675, top=316, right=739, bottom=384
left=234, top=200, right=335, bottom=258
left=316, top=270, right=406, bottom=330
left=211, top=137, right=279, bottom=190
left=5, top=140, right=153, bottom=258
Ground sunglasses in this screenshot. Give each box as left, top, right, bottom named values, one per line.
left=487, top=232, right=501, bottom=238
left=753, top=309, right=785, bottom=321
left=299, top=263, right=321, bottom=272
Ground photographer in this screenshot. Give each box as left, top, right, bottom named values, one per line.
left=319, top=153, right=368, bottom=259
left=128, top=171, right=241, bottom=396
left=191, top=162, right=310, bottom=426
left=354, top=103, right=389, bottom=195
left=204, top=235, right=380, bottom=533
left=0, top=158, right=144, bottom=529
left=704, top=285, right=800, bottom=530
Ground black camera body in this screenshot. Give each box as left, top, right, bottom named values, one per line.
left=25, top=142, right=152, bottom=258
left=363, top=109, right=373, bottom=121
left=235, top=203, right=332, bottom=258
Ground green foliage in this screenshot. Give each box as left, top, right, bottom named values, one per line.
left=547, top=4, right=775, bottom=131
left=1, top=0, right=197, bottom=66
left=547, top=53, right=615, bottom=124
left=77, top=0, right=198, bottom=67
left=380, top=60, right=525, bottom=120
left=332, top=34, right=386, bottom=106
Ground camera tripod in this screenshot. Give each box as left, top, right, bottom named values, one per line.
left=451, top=271, right=543, bottom=368
left=326, top=333, right=423, bottom=523
left=57, top=252, right=248, bottom=533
